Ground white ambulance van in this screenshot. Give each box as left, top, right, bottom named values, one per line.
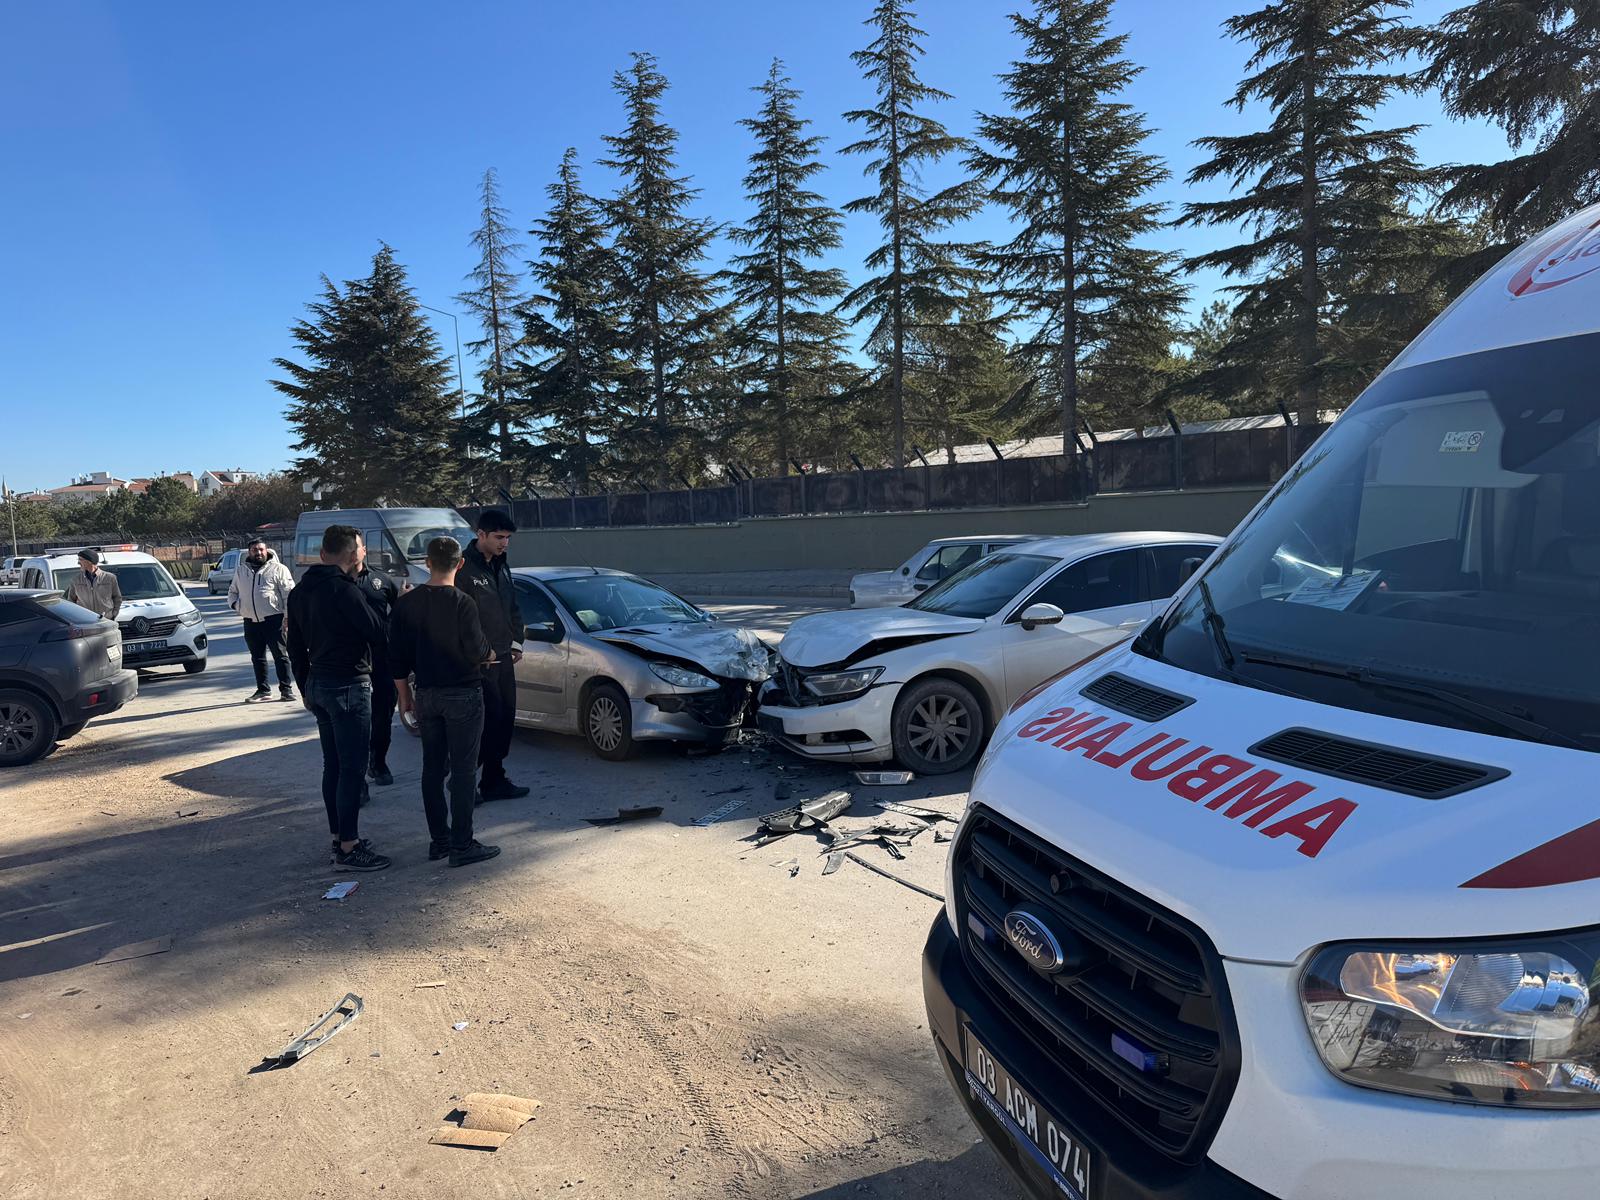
left=925, top=204, right=1600, bottom=1200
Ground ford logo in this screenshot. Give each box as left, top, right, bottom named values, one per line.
left=1003, top=909, right=1071, bottom=974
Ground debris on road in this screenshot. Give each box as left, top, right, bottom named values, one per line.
left=770, top=857, right=801, bottom=878
left=258, top=993, right=362, bottom=1070
left=323, top=882, right=359, bottom=901
left=822, top=852, right=845, bottom=876
left=96, top=935, right=172, bottom=965
left=452, top=1021, right=469, bottom=1031
left=584, top=805, right=664, bottom=827
left=854, top=770, right=914, bottom=786
left=877, top=800, right=960, bottom=823
left=934, top=828, right=952, bottom=844
left=414, top=980, right=447, bottom=989
left=174, top=809, right=199, bottom=818
left=429, top=1092, right=540, bottom=1151
left=757, top=789, right=852, bottom=841
left=692, top=794, right=752, bottom=826
left=840, top=852, right=945, bottom=902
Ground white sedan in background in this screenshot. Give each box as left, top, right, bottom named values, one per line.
left=848, top=535, right=1038, bottom=607
left=760, top=531, right=1221, bottom=774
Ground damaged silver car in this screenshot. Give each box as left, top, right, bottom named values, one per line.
left=509, top=568, right=773, bottom=760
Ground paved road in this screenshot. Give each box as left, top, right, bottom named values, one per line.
left=0, top=586, right=1020, bottom=1200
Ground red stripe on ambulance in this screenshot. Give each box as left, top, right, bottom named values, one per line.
left=1016, top=706, right=1357, bottom=859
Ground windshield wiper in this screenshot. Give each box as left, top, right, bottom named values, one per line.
left=1240, top=651, right=1589, bottom=751
left=1195, top=580, right=1237, bottom=671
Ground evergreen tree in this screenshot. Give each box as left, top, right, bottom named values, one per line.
left=1423, top=1, right=1600, bottom=266
left=600, top=52, right=724, bottom=479
left=906, top=288, right=1028, bottom=461
left=132, top=476, right=200, bottom=533
left=970, top=0, right=1187, bottom=455
left=456, top=168, right=526, bottom=480
left=519, top=149, right=626, bottom=493
left=274, top=246, right=461, bottom=506
left=1180, top=1, right=1442, bottom=423
left=728, top=60, right=852, bottom=476
left=842, top=0, right=982, bottom=467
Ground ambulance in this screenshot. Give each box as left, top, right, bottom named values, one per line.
left=924, top=204, right=1600, bottom=1200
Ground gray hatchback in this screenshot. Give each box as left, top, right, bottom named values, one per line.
left=0, top=589, right=137, bottom=766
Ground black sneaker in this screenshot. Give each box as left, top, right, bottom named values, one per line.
left=329, top=837, right=372, bottom=863
left=369, top=765, right=394, bottom=787
left=477, top=780, right=531, bottom=802
left=245, top=688, right=273, bottom=703
left=279, top=687, right=296, bottom=702
left=427, top=840, right=451, bottom=861
left=335, top=843, right=391, bottom=872
left=449, top=841, right=501, bottom=868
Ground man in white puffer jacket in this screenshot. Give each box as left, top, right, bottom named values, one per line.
left=229, top=538, right=296, bottom=702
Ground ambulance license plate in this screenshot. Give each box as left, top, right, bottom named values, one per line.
left=964, top=1028, right=1092, bottom=1200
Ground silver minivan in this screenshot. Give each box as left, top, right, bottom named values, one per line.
left=292, top=508, right=474, bottom=586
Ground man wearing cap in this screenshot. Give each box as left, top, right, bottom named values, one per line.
left=67, top=550, right=123, bottom=621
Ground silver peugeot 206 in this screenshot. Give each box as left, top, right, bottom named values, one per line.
left=508, top=567, right=774, bottom=760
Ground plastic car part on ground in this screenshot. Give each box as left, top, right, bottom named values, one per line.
left=257, top=993, right=363, bottom=1070
left=757, top=789, right=852, bottom=835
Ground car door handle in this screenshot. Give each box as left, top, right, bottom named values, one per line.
left=1118, top=620, right=1143, bottom=629
left=913, top=584, right=929, bottom=592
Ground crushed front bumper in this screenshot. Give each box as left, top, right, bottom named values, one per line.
left=755, top=681, right=897, bottom=763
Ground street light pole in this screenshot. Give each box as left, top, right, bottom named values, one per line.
left=419, top=303, right=468, bottom=452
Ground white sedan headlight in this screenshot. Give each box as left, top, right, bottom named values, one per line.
left=801, top=666, right=883, bottom=700
left=1302, top=936, right=1600, bottom=1107
left=648, top=662, right=717, bottom=690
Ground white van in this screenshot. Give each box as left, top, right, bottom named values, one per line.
left=18, top=547, right=208, bottom=674
left=926, top=204, right=1600, bottom=1200
left=291, top=507, right=473, bottom=587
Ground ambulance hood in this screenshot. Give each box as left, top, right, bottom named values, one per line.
left=975, top=646, right=1600, bottom=963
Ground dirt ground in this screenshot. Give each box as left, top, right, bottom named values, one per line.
left=0, top=588, right=1020, bottom=1200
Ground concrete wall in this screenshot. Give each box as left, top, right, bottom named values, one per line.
left=505, top=485, right=1269, bottom=574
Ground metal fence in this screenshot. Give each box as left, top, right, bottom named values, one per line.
left=461, top=417, right=1326, bottom=530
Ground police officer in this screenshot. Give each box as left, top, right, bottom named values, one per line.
left=355, top=537, right=401, bottom=787
left=456, top=509, right=529, bottom=801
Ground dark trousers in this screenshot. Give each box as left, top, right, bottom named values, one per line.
left=243, top=614, right=290, bottom=690
left=417, top=685, right=484, bottom=849
left=309, top=676, right=372, bottom=842
left=370, top=663, right=397, bottom=770
left=478, top=658, right=516, bottom=787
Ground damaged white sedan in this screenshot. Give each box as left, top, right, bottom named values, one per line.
left=758, top=532, right=1221, bottom=774
left=509, top=568, right=773, bottom=760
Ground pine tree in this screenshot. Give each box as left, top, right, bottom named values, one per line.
left=906, top=288, right=1028, bottom=461
left=456, top=168, right=526, bottom=481
left=274, top=246, right=461, bottom=506
left=518, top=149, right=626, bottom=493
left=1180, top=1, right=1441, bottom=423
left=600, top=52, right=724, bottom=479
left=1423, top=2, right=1600, bottom=266
left=970, top=0, right=1187, bottom=454
left=728, top=60, right=852, bottom=476
left=842, top=0, right=982, bottom=467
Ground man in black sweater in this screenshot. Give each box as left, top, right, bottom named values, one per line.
left=390, top=537, right=501, bottom=868
left=354, top=541, right=401, bottom=787
left=286, top=524, right=390, bottom=873
left=456, top=509, right=530, bottom=801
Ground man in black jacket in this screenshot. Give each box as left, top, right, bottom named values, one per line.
left=354, top=541, right=401, bottom=787
left=456, top=509, right=530, bottom=800
left=286, top=525, right=391, bottom=872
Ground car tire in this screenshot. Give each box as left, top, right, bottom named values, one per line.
left=583, top=683, right=634, bottom=761
left=183, top=659, right=207, bottom=674
left=891, top=677, right=986, bottom=775
left=57, top=720, right=87, bottom=740
left=0, top=689, right=59, bottom=768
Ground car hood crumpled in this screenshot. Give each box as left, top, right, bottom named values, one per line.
left=779, top=607, right=981, bottom=668
left=595, top=622, right=773, bottom=681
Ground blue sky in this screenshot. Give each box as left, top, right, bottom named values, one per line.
left=1, top=0, right=1510, bottom=490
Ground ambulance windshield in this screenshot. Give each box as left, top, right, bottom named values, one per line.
left=1140, top=330, right=1600, bottom=752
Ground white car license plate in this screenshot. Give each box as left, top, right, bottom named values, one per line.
left=125, top=639, right=167, bottom=655
left=965, top=1028, right=1092, bottom=1200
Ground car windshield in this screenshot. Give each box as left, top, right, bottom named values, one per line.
left=906, top=553, right=1056, bottom=618
left=388, top=524, right=476, bottom=561
left=53, top=564, right=178, bottom=600
left=547, top=574, right=706, bottom=632
left=1140, top=330, right=1600, bottom=751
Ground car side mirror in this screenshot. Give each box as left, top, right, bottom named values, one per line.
left=524, top=621, right=563, bottom=644
left=1019, top=602, right=1065, bottom=631
left=900, top=566, right=910, bottom=575
left=1179, top=557, right=1206, bottom=585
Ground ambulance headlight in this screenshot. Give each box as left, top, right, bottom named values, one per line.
left=1301, top=935, right=1600, bottom=1107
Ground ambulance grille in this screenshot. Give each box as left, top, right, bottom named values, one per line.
left=1250, top=728, right=1505, bottom=799
left=954, top=806, right=1239, bottom=1162
left=1080, top=672, right=1193, bottom=722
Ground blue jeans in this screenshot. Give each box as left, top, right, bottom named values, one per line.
left=416, top=685, right=484, bottom=850
left=310, top=676, right=372, bottom=842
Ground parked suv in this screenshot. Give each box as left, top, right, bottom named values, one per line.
left=0, top=589, right=136, bottom=766
left=17, top=549, right=209, bottom=673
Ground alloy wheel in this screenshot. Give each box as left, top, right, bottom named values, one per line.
left=0, top=701, right=41, bottom=758
left=907, top=694, right=971, bottom=764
